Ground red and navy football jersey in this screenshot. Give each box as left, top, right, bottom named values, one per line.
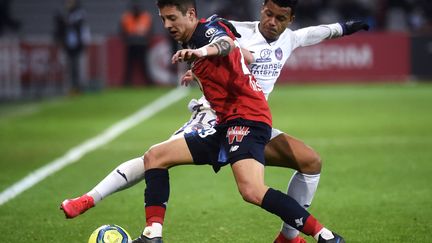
left=187, top=20, right=272, bottom=127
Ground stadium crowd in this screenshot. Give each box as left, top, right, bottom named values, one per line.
left=205, top=0, right=432, bottom=33
left=0, top=0, right=430, bottom=100
left=292, top=0, right=432, bottom=33
left=0, top=0, right=432, bottom=38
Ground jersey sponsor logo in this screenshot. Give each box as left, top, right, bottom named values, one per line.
left=295, top=217, right=304, bottom=228
left=255, top=49, right=272, bottom=63
left=275, top=47, right=283, bottom=60
left=229, top=145, right=240, bottom=152
left=250, top=63, right=283, bottom=77
left=226, top=126, right=250, bottom=144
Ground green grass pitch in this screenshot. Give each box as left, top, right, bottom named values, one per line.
left=0, top=83, right=431, bottom=242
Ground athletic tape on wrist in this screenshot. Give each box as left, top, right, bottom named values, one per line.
left=199, top=47, right=208, bottom=57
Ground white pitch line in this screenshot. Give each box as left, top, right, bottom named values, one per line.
left=0, top=87, right=190, bottom=206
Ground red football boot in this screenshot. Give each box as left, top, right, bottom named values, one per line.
left=60, top=194, right=94, bottom=219
left=274, top=232, right=307, bottom=243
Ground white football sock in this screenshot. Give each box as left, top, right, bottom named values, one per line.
left=280, top=172, right=320, bottom=239
left=87, top=157, right=145, bottom=204
left=143, top=223, right=163, bottom=238
left=314, top=227, right=334, bottom=241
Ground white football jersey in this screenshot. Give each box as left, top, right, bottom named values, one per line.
left=231, top=21, right=343, bottom=99
left=176, top=21, right=343, bottom=133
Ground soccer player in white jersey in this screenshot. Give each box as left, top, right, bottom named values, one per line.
left=61, top=0, right=368, bottom=242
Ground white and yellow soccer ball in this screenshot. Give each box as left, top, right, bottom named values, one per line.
left=88, top=224, right=132, bottom=243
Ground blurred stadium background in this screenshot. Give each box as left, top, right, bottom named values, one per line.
left=1, top=0, right=432, bottom=242
left=0, top=0, right=431, bottom=100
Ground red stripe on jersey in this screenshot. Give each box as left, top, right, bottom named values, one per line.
left=191, top=47, right=272, bottom=126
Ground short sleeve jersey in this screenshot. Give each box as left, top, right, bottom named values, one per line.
left=186, top=20, right=272, bottom=127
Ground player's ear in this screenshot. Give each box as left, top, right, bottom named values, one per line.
left=289, top=14, right=295, bottom=24
left=187, top=8, right=196, bottom=20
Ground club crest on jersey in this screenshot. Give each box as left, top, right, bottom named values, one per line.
left=205, top=27, right=218, bottom=38
left=275, top=47, right=283, bottom=60
left=256, top=49, right=272, bottom=63
left=226, top=126, right=250, bottom=144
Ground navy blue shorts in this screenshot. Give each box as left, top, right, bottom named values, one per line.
left=184, top=118, right=271, bottom=172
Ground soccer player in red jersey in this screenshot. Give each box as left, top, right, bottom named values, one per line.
left=128, top=0, right=345, bottom=242
left=60, top=0, right=369, bottom=242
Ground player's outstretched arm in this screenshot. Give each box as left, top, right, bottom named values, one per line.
left=340, top=20, right=370, bottom=35
left=204, top=36, right=235, bottom=57
left=294, top=20, right=369, bottom=48
left=172, top=36, right=235, bottom=64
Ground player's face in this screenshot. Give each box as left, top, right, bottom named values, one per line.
left=159, top=5, right=197, bottom=43
left=259, top=0, right=294, bottom=40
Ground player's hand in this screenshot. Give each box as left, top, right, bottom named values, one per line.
left=181, top=70, right=194, bottom=86
left=207, top=14, right=241, bottom=38
left=341, top=20, right=370, bottom=35
left=172, top=49, right=203, bottom=64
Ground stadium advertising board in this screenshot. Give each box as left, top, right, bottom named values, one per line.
left=279, top=32, right=410, bottom=83
left=0, top=40, right=64, bottom=99
left=105, top=32, right=411, bottom=86
left=0, top=40, right=104, bottom=100
left=0, top=32, right=413, bottom=100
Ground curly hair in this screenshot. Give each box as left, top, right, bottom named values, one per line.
left=264, top=0, right=298, bottom=15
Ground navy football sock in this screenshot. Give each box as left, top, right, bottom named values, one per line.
left=144, top=168, right=170, bottom=207
left=261, top=188, right=312, bottom=233
left=144, top=168, right=170, bottom=225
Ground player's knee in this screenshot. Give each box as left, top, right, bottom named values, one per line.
left=299, top=153, right=322, bottom=175
left=143, top=150, right=154, bottom=170
left=238, top=186, right=263, bottom=205
left=143, top=146, right=163, bottom=170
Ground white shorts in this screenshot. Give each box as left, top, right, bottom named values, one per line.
left=173, top=98, right=283, bottom=140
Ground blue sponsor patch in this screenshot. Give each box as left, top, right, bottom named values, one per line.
left=255, top=49, right=272, bottom=63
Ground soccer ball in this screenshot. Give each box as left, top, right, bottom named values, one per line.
left=88, top=224, right=132, bottom=243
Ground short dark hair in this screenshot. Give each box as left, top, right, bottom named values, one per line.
left=264, top=0, right=298, bottom=15
left=156, top=0, right=197, bottom=15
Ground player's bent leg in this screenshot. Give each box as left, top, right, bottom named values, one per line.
left=231, top=159, right=338, bottom=241
left=60, top=157, right=146, bottom=219
left=136, top=136, right=194, bottom=242
left=88, top=157, right=145, bottom=203
left=259, top=186, right=344, bottom=242
left=265, top=133, right=322, bottom=242
left=144, top=136, right=194, bottom=170
left=231, top=159, right=268, bottom=205
left=265, top=133, right=321, bottom=174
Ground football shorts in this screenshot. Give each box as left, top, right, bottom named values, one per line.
left=185, top=118, right=271, bottom=173
left=174, top=98, right=283, bottom=140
